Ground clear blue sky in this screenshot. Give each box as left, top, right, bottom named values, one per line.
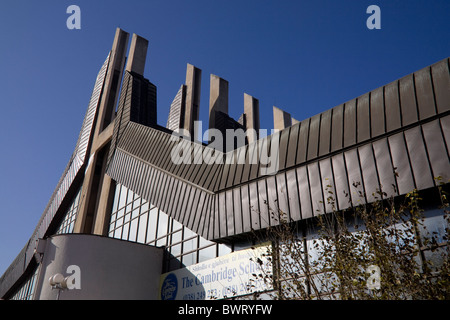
left=0, top=0, right=449, bottom=275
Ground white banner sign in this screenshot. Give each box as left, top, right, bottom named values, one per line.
left=159, top=244, right=272, bottom=300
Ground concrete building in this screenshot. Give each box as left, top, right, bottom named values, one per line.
left=1, top=28, right=449, bottom=300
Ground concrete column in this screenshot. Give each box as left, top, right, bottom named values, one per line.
left=243, top=93, right=260, bottom=143
left=273, top=106, right=292, bottom=130
left=184, top=64, right=202, bottom=140
left=125, top=33, right=149, bottom=76
left=92, top=173, right=115, bottom=236
left=95, top=27, right=129, bottom=134
left=73, top=152, right=100, bottom=234
left=209, top=74, right=229, bottom=131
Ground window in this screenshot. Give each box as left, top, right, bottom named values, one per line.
left=56, top=188, right=81, bottom=234
left=108, top=183, right=236, bottom=272
left=10, top=266, right=39, bottom=300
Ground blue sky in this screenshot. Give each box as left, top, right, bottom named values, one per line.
left=0, top=0, right=449, bottom=275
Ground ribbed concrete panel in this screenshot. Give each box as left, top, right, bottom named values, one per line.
left=285, top=169, right=301, bottom=221
left=218, top=191, right=228, bottom=238
left=344, top=99, right=357, bottom=147
left=286, top=123, right=300, bottom=168
left=307, top=162, right=324, bottom=216
left=372, top=138, right=397, bottom=198
left=370, top=87, right=385, bottom=138
left=200, top=195, right=214, bottom=240
left=219, top=151, right=232, bottom=189
left=225, top=190, right=234, bottom=237
left=232, top=146, right=246, bottom=185
left=233, top=188, right=243, bottom=235
left=357, top=93, right=371, bottom=143
left=296, top=166, right=313, bottom=220
left=331, top=104, right=344, bottom=152
left=219, top=155, right=231, bottom=190
left=431, top=58, right=450, bottom=113
left=189, top=189, right=205, bottom=233
left=241, top=143, right=254, bottom=183
left=319, top=158, right=335, bottom=213
left=258, top=179, right=270, bottom=228
left=440, top=115, right=450, bottom=155
left=400, top=74, right=418, bottom=126
left=187, top=181, right=204, bottom=234
left=414, top=67, right=437, bottom=120
left=173, top=179, right=187, bottom=222
left=319, top=109, right=332, bottom=157
left=187, top=147, right=205, bottom=183
left=344, top=149, right=365, bottom=206
left=249, top=181, right=261, bottom=229
left=384, top=80, right=402, bottom=132
left=240, top=185, right=251, bottom=233
left=198, top=154, right=219, bottom=190
left=249, top=139, right=262, bottom=181
left=296, top=119, right=309, bottom=164
left=278, top=127, right=290, bottom=170
left=388, top=133, right=415, bottom=194
left=358, top=144, right=379, bottom=203
left=331, top=153, right=351, bottom=211
left=254, top=137, right=268, bottom=178
left=266, top=132, right=280, bottom=177
left=307, top=114, right=320, bottom=160
left=266, top=176, right=278, bottom=226
left=276, top=172, right=290, bottom=220
left=404, top=126, right=434, bottom=190
left=161, top=175, right=174, bottom=216
left=107, top=148, right=212, bottom=239
left=422, top=120, right=450, bottom=182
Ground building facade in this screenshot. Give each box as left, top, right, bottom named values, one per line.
left=1, top=29, right=449, bottom=300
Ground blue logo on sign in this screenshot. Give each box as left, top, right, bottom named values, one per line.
left=161, top=273, right=178, bottom=300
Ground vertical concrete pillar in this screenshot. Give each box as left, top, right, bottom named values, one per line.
left=95, top=27, right=129, bottom=134
left=209, top=74, right=229, bottom=131
left=184, top=64, right=202, bottom=140
left=125, top=33, right=149, bottom=76
left=243, top=93, right=260, bottom=143
left=92, top=169, right=115, bottom=236
left=73, top=150, right=104, bottom=234
left=273, top=106, right=292, bottom=130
